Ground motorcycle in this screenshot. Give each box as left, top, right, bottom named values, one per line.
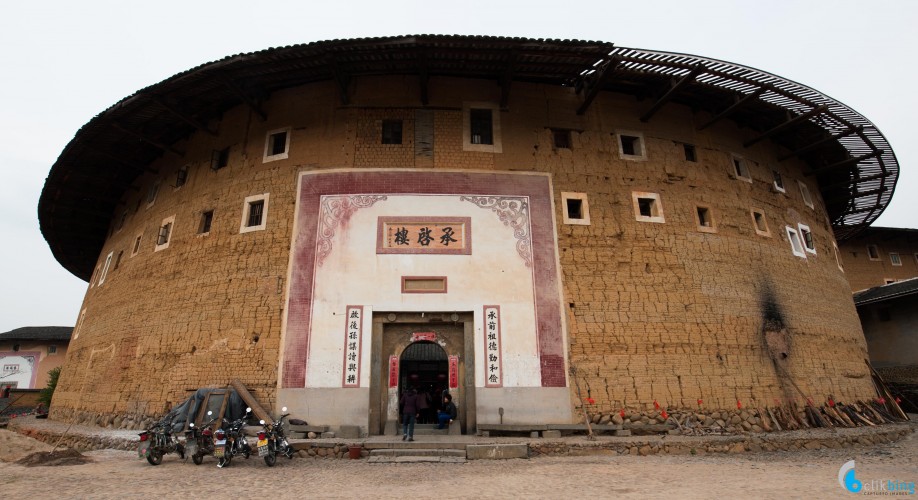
left=216, top=407, right=253, bottom=468
left=257, top=406, right=295, bottom=466
left=185, top=411, right=218, bottom=465
left=138, top=409, right=185, bottom=466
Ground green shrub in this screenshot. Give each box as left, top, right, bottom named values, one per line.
left=38, top=366, right=62, bottom=406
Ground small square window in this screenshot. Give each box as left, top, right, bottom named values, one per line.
left=617, top=132, right=646, bottom=160
left=786, top=226, right=806, bottom=258
left=798, top=223, right=816, bottom=254
left=98, top=251, right=113, bottom=285
left=552, top=129, right=572, bottom=149
left=114, top=250, right=123, bottom=270
left=799, top=180, right=814, bottom=209
left=47, top=345, right=57, bottom=355
left=695, top=205, right=716, bottom=233
left=732, top=155, right=752, bottom=182
left=382, top=120, right=403, bottom=145
left=772, top=170, right=785, bottom=193
left=463, top=102, right=502, bottom=153
left=884, top=279, right=897, bottom=285
left=867, top=244, right=880, bottom=261
left=751, top=209, right=770, bottom=237
left=632, top=191, right=664, bottom=223
left=146, top=180, right=161, bottom=207
left=890, top=252, right=902, bottom=266
left=683, top=144, right=697, bottom=162
left=212, top=147, right=230, bottom=170
left=263, top=128, right=291, bottom=162
left=175, top=166, right=188, bottom=188
left=561, top=192, right=590, bottom=225
left=240, top=194, right=270, bottom=233
left=155, top=215, right=176, bottom=252
left=199, top=210, right=214, bottom=235
left=131, top=234, right=143, bottom=257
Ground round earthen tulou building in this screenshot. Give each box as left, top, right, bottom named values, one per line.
left=39, top=36, right=900, bottom=434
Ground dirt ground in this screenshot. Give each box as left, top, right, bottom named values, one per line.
left=0, top=428, right=915, bottom=499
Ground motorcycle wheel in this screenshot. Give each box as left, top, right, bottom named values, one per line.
left=264, top=451, right=276, bottom=467
left=192, top=452, right=203, bottom=465
left=147, top=450, right=163, bottom=466
left=177, top=443, right=185, bottom=460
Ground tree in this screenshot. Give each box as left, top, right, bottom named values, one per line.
left=38, top=366, right=61, bottom=406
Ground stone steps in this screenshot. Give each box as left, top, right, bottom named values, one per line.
left=368, top=447, right=466, bottom=463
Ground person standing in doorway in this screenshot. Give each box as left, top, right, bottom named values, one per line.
left=399, top=386, right=420, bottom=441
left=437, top=393, right=457, bottom=429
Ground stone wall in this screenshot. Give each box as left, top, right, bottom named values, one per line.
left=50, top=76, right=874, bottom=426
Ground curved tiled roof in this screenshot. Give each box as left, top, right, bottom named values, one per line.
left=38, top=35, right=899, bottom=280
left=0, top=326, right=73, bottom=342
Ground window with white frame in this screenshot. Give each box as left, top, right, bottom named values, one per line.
left=833, top=242, right=844, bottom=272
left=751, top=208, right=770, bottom=237
left=799, top=180, right=814, bottom=209
left=74, top=309, right=87, bottom=340
left=155, top=215, right=176, bottom=252
left=731, top=155, right=752, bottom=182
left=890, top=252, right=902, bottom=266
left=463, top=102, right=502, bottom=153
left=632, top=191, right=665, bottom=223
left=263, top=127, right=291, bottom=162
left=561, top=192, right=590, bottom=225
left=617, top=131, right=646, bottom=160
left=786, top=226, right=806, bottom=258
left=240, top=194, right=270, bottom=233
left=867, top=244, right=880, bottom=261
left=772, top=170, right=785, bottom=193
left=98, top=252, right=113, bottom=285
left=695, top=204, right=716, bottom=233
left=175, top=165, right=189, bottom=188
left=131, top=233, right=143, bottom=257
left=798, top=224, right=816, bottom=254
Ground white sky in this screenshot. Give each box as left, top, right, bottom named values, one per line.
left=1, top=0, right=915, bottom=332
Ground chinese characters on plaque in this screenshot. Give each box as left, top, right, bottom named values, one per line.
left=448, top=356, right=459, bottom=389
left=388, top=355, right=399, bottom=388
left=342, top=306, right=363, bottom=387
left=484, top=306, right=502, bottom=387
left=377, top=217, right=472, bottom=255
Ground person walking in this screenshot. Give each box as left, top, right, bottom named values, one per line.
left=399, top=386, right=420, bottom=441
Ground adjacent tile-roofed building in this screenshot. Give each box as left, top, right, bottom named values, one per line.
left=0, top=326, right=74, bottom=342
left=0, top=326, right=72, bottom=390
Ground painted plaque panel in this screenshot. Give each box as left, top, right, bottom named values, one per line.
left=377, top=216, right=471, bottom=255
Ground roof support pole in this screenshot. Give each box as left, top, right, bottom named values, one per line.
left=821, top=171, right=893, bottom=192
left=151, top=96, right=218, bottom=137
left=82, top=143, right=158, bottom=174
left=742, top=105, right=828, bottom=148
left=576, top=57, right=621, bottom=116
left=777, top=126, right=864, bottom=162
left=220, top=77, right=267, bottom=121
left=697, top=88, right=766, bottom=131
left=111, top=123, right=185, bottom=157
left=806, top=150, right=884, bottom=177
left=640, top=64, right=705, bottom=123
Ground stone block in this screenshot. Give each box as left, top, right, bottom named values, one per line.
left=338, top=425, right=360, bottom=439
left=542, top=430, right=562, bottom=438
left=466, top=444, right=530, bottom=460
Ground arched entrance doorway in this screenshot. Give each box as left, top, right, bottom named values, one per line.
left=399, top=341, right=448, bottom=424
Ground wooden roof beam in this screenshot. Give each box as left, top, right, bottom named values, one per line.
left=331, top=56, right=350, bottom=106
left=576, top=57, right=621, bottom=116
left=743, top=105, right=828, bottom=148
left=499, top=51, right=518, bottom=110
left=806, top=150, right=884, bottom=177
left=821, top=171, right=892, bottom=192
left=778, top=125, right=864, bottom=162
left=112, top=123, right=185, bottom=158
left=640, top=64, right=705, bottom=123
left=82, top=143, right=158, bottom=174
left=838, top=204, right=880, bottom=217
left=151, top=95, right=218, bottom=137
left=825, top=186, right=888, bottom=205
left=697, top=88, right=766, bottom=131
left=220, top=76, right=267, bottom=121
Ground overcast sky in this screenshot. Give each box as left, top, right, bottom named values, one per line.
left=1, top=0, right=915, bottom=333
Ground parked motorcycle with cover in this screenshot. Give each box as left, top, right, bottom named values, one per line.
left=185, top=411, right=219, bottom=465
left=257, top=406, right=295, bottom=466
left=216, top=407, right=253, bottom=468
left=138, top=409, right=185, bottom=465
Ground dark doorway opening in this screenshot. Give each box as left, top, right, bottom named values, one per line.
left=399, top=341, right=448, bottom=424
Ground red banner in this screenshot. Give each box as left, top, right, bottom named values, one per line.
left=388, top=355, right=399, bottom=388
left=411, top=332, right=437, bottom=342
left=448, top=355, right=459, bottom=389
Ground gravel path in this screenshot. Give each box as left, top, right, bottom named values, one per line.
left=1, top=427, right=915, bottom=498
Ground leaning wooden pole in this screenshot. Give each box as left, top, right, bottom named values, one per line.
left=569, top=366, right=595, bottom=440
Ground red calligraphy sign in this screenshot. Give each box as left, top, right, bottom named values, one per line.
left=411, top=332, right=437, bottom=342
left=448, top=355, right=459, bottom=389
left=388, top=355, right=399, bottom=388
